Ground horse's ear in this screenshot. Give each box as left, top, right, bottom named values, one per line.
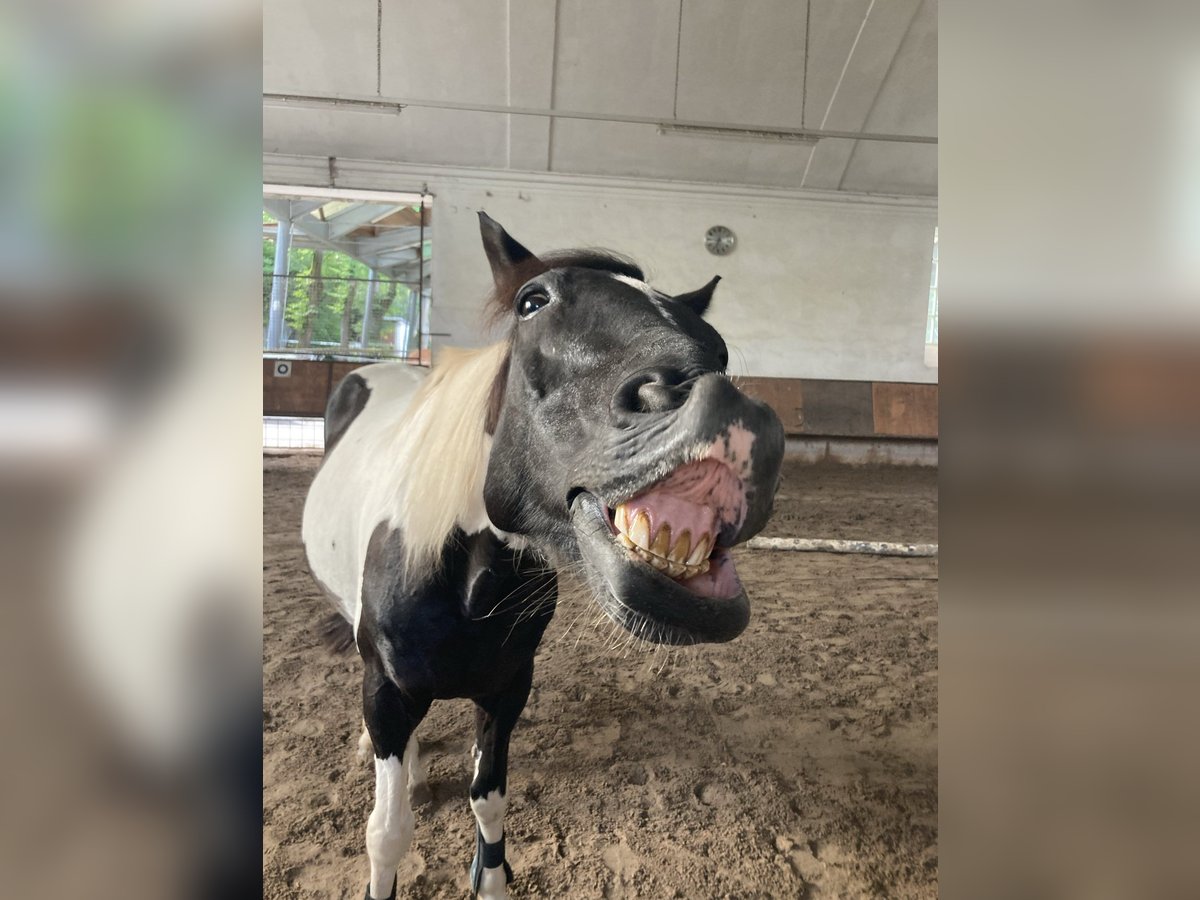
left=478, top=211, right=538, bottom=284
left=674, top=275, right=721, bottom=316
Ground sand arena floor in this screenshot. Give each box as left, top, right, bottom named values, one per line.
left=264, top=455, right=937, bottom=899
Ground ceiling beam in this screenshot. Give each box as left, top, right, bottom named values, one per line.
left=266, top=152, right=937, bottom=208
left=264, top=198, right=327, bottom=224
left=801, top=0, right=925, bottom=189
left=325, top=202, right=404, bottom=238
left=506, top=0, right=558, bottom=171
left=262, top=92, right=936, bottom=145
left=350, top=226, right=423, bottom=257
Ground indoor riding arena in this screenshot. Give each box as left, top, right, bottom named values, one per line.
left=263, top=3, right=938, bottom=898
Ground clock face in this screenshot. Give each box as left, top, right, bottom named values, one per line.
left=705, top=225, right=736, bottom=256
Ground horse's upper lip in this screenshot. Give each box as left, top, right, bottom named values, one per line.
left=584, top=448, right=753, bottom=553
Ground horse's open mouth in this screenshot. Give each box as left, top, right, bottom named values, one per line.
left=605, top=458, right=746, bottom=598
left=568, top=458, right=753, bottom=645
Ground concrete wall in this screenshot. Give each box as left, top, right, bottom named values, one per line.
left=428, top=177, right=938, bottom=383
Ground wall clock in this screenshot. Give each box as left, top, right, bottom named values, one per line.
left=705, top=225, right=736, bottom=256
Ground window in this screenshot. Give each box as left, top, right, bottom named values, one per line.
left=262, top=187, right=431, bottom=362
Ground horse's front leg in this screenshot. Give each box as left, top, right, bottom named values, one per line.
left=361, top=659, right=431, bottom=900
left=469, top=660, right=534, bottom=900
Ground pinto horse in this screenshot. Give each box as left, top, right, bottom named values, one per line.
left=302, top=214, right=785, bottom=900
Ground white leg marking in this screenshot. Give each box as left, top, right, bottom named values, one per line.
left=405, top=733, right=426, bottom=795
left=471, top=787, right=507, bottom=844
left=471, top=788, right=509, bottom=900
left=357, top=725, right=373, bottom=764
left=366, top=754, right=412, bottom=900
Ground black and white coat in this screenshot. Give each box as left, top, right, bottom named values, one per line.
left=302, top=215, right=784, bottom=900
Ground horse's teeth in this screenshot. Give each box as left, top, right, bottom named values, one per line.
left=651, top=523, right=671, bottom=558
left=629, top=511, right=651, bottom=549
left=672, top=529, right=691, bottom=565
left=614, top=503, right=629, bottom=532
left=620, top=517, right=714, bottom=582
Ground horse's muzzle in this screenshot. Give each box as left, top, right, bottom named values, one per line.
left=584, top=373, right=785, bottom=546
left=563, top=374, right=785, bottom=645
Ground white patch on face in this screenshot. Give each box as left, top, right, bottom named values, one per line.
left=703, top=422, right=757, bottom=480
left=612, top=273, right=683, bottom=328
left=366, top=753, right=413, bottom=899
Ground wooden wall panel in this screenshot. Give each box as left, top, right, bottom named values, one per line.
left=263, top=359, right=368, bottom=417
left=798, top=380, right=876, bottom=436
left=872, top=382, right=939, bottom=438
left=331, top=361, right=368, bottom=389
left=737, top=377, right=937, bottom=438
left=264, top=360, right=938, bottom=440
left=736, top=377, right=805, bottom=434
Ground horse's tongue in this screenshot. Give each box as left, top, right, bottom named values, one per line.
left=678, top=551, right=742, bottom=599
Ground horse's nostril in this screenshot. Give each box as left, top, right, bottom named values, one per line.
left=616, top=368, right=690, bottom=415
left=635, top=381, right=681, bottom=413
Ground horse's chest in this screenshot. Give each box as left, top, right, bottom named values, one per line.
left=376, top=592, right=554, bottom=700
left=361, top=527, right=557, bottom=700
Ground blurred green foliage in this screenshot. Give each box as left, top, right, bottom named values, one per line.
left=262, top=223, right=418, bottom=353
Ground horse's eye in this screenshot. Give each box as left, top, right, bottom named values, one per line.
left=516, top=291, right=550, bottom=319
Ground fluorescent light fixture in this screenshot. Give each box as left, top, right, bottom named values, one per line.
left=262, top=91, right=935, bottom=145
left=657, top=123, right=819, bottom=146
left=263, top=93, right=404, bottom=115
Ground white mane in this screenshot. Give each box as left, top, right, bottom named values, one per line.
left=382, top=342, right=509, bottom=575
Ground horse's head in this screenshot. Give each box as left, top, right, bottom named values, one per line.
left=479, top=213, right=785, bottom=645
